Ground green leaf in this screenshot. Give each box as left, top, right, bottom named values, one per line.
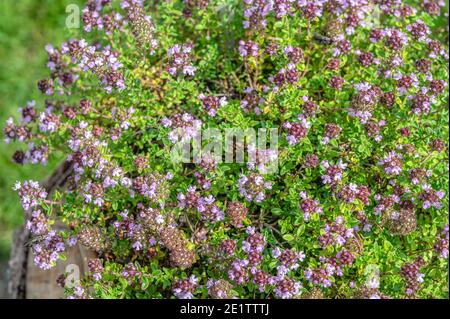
left=282, top=234, right=295, bottom=242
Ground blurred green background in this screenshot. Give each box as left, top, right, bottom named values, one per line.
left=0, top=0, right=81, bottom=261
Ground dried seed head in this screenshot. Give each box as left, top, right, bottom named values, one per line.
left=169, top=247, right=197, bottom=268
left=139, top=207, right=166, bottom=233
left=160, top=225, right=196, bottom=268
left=124, top=1, right=158, bottom=53
left=351, top=88, right=380, bottom=112
left=78, top=225, right=111, bottom=252
left=227, top=202, right=248, bottom=228
left=322, top=18, right=342, bottom=38
left=301, top=287, right=325, bottom=299
left=386, top=208, right=417, bottom=236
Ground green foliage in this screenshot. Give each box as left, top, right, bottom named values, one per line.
left=2, top=0, right=449, bottom=299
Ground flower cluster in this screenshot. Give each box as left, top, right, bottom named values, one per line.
left=365, top=120, right=385, bottom=142
left=166, top=43, right=197, bottom=77
left=32, top=231, right=66, bottom=270
left=131, top=172, right=171, bottom=204
left=322, top=123, right=342, bottom=144
left=26, top=209, right=50, bottom=236
left=401, top=257, right=426, bottom=296
left=336, top=184, right=371, bottom=205
left=62, top=39, right=126, bottom=93
left=4, top=0, right=448, bottom=300
left=240, top=88, right=265, bottom=115
left=227, top=227, right=304, bottom=298
left=419, top=185, right=445, bottom=210
left=349, top=83, right=382, bottom=123
left=243, top=0, right=272, bottom=30
left=3, top=117, right=31, bottom=144
left=162, top=112, right=202, bottom=143
left=78, top=225, right=111, bottom=252
left=271, top=64, right=300, bottom=90
left=434, top=225, right=449, bottom=259
left=88, top=258, right=104, bottom=281
left=318, top=216, right=354, bottom=248
left=299, top=191, right=322, bottom=221
left=160, top=224, right=197, bottom=268
left=238, top=172, right=272, bottom=202
left=378, top=151, right=403, bottom=176
left=226, top=202, right=248, bottom=228
left=239, top=40, right=259, bottom=58
left=321, top=160, right=347, bottom=186
left=13, top=180, right=47, bottom=210
left=172, top=275, right=198, bottom=299
left=198, top=94, right=227, bottom=117
left=83, top=0, right=123, bottom=34
left=283, top=118, right=311, bottom=145
left=178, top=186, right=224, bottom=222
left=207, top=279, right=235, bottom=299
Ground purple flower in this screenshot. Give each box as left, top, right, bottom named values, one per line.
left=14, top=180, right=47, bottom=210
left=240, top=87, right=264, bottom=114
left=238, top=172, right=272, bottom=202
left=243, top=0, right=272, bottom=30
left=198, top=94, right=227, bottom=117
left=321, top=160, right=347, bottom=185
left=378, top=151, right=403, bottom=176
left=167, top=43, right=197, bottom=77
left=173, top=275, right=198, bottom=299
left=239, top=40, right=259, bottom=58
left=283, top=118, right=310, bottom=145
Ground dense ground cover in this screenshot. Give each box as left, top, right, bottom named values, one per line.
left=2, top=0, right=449, bottom=299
